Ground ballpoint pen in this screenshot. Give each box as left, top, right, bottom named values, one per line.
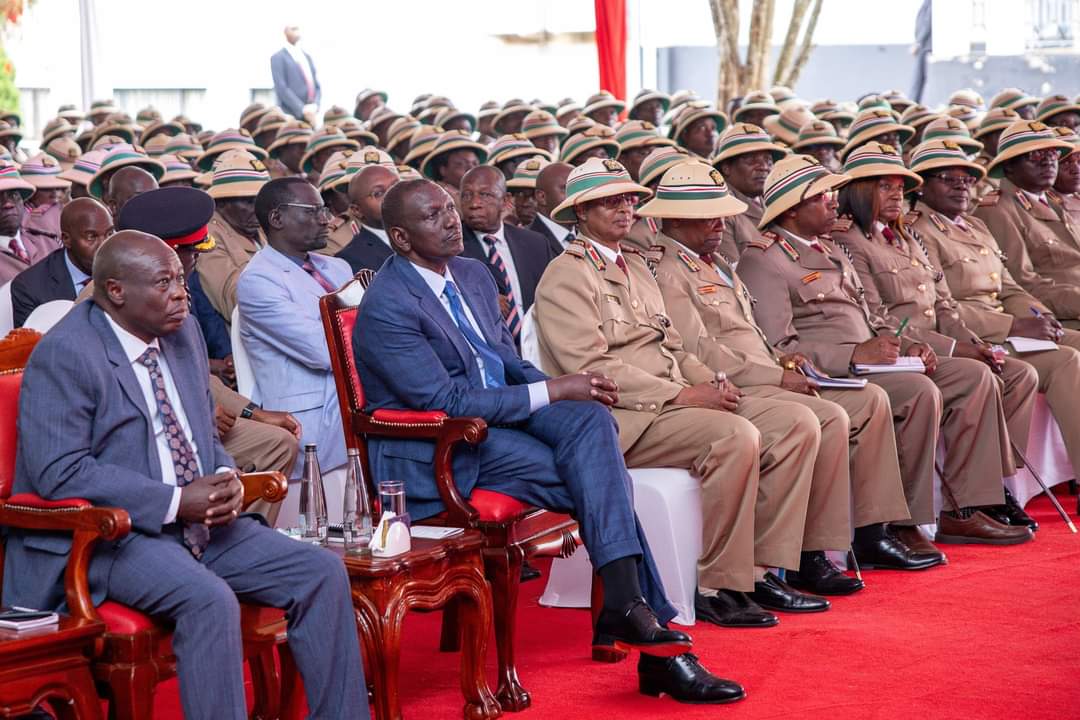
left=894, top=317, right=909, bottom=338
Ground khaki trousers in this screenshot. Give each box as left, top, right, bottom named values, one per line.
left=223, top=418, right=300, bottom=527
left=1014, top=329, right=1080, bottom=478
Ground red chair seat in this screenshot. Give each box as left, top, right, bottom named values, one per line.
left=371, top=408, right=448, bottom=424
left=453, top=490, right=533, bottom=523
left=97, top=601, right=157, bottom=634
left=5, top=493, right=91, bottom=509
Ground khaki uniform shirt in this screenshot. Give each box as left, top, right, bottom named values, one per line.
left=832, top=217, right=978, bottom=356
left=651, top=231, right=784, bottom=388
left=722, top=187, right=764, bottom=262
left=972, top=152, right=1000, bottom=205
left=735, top=226, right=891, bottom=377
left=197, top=212, right=266, bottom=322
left=623, top=216, right=659, bottom=253
left=533, top=235, right=716, bottom=450
left=321, top=209, right=361, bottom=256
left=974, top=177, right=1080, bottom=319
left=908, top=200, right=1047, bottom=343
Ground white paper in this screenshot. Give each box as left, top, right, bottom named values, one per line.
left=801, top=364, right=868, bottom=389
left=410, top=526, right=465, bottom=540
left=1007, top=337, right=1059, bottom=353
left=0, top=607, right=59, bottom=631
left=853, top=357, right=926, bottom=375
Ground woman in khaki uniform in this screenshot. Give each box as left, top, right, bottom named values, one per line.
left=908, top=138, right=1080, bottom=524
left=832, top=142, right=1039, bottom=540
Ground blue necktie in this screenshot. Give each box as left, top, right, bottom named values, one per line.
left=443, top=281, right=506, bottom=388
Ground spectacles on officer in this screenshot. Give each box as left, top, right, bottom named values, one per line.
left=929, top=172, right=976, bottom=189
left=588, top=193, right=640, bottom=210
left=277, top=202, right=334, bottom=220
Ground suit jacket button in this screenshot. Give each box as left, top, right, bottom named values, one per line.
left=648, top=403, right=657, bottom=411
left=911, top=260, right=920, bottom=267
left=990, top=272, right=999, bottom=280
left=635, top=402, right=643, bottom=410
left=631, top=299, right=640, bottom=308
left=923, top=308, right=934, bottom=317
left=980, top=247, right=989, bottom=255
left=917, top=283, right=926, bottom=292
left=816, top=292, right=825, bottom=300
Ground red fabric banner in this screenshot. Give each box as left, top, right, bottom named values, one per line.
left=594, top=0, right=627, bottom=105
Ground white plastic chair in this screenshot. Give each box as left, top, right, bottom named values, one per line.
left=0, top=282, right=13, bottom=335
left=22, top=299, right=74, bottom=333
left=522, top=307, right=703, bottom=624
left=230, top=305, right=259, bottom=403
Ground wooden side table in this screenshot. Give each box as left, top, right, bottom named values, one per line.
left=0, top=615, right=104, bottom=719
left=336, top=531, right=501, bottom=720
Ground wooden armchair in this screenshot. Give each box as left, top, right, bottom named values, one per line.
left=320, top=273, right=580, bottom=711
left=0, top=328, right=293, bottom=720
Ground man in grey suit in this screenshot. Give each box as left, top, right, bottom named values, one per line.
left=2, top=231, right=366, bottom=718
left=238, top=177, right=354, bottom=477
left=270, top=25, right=321, bottom=121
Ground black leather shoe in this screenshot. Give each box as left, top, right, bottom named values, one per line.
left=638, top=652, right=745, bottom=704
left=853, top=527, right=944, bottom=570
left=594, top=598, right=692, bottom=657
left=694, top=589, right=778, bottom=628
left=749, top=572, right=829, bottom=613
left=520, top=561, right=542, bottom=582
left=1001, top=487, right=1038, bottom=531
left=786, top=551, right=864, bottom=596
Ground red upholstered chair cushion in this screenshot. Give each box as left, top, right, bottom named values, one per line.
left=468, top=490, right=532, bottom=523
left=371, top=409, right=448, bottom=424
left=5, top=494, right=91, bottom=509
left=97, top=601, right=157, bottom=634
left=0, top=371, right=22, bottom=500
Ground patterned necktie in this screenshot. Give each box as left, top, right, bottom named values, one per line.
left=481, top=235, right=521, bottom=340
left=615, top=254, right=629, bottom=276
left=443, top=281, right=506, bottom=388
left=7, top=235, right=29, bottom=264
left=137, top=348, right=209, bottom=558
left=301, top=259, right=337, bottom=293
left=881, top=227, right=899, bottom=247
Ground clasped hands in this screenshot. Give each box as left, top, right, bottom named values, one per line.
left=178, top=470, right=244, bottom=527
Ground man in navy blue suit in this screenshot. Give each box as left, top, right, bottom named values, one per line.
left=270, top=25, right=321, bottom=121
left=353, top=178, right=745, bottom=705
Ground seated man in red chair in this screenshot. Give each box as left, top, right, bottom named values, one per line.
left=353, top=177, right=744, bottom=705
left=2, top=230, right=367, bottom=719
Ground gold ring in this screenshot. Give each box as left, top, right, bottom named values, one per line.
left=784, top=360, right=796, bottom=370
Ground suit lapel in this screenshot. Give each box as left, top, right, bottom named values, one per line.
left=392, top=256, right=476, bottom=372
left=47, top=250, right=77, bottom=297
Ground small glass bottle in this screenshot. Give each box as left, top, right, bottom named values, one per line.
left=299, top=443, right=329, bottom=545
left=342, top=448, right=374, bottom=555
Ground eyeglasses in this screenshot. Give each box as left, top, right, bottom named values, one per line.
left=1022, top=149, right=1060, bottom=164
left=876, top=179, right=906, bottom=196
left=277, top=202, right=334, bottom=220
left=590, top=193, right=639, bottom=210
left=930, top=173, right=976, bottom=189
left=809, top=190, right=837, bottom=205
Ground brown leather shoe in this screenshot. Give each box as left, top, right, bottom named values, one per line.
left=935, top=510, right=1034, bottom=545
left=890, top=525, right=948, bottom=565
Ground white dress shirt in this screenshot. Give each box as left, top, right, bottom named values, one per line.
left=411, top=261, right=549, bottom=412
left=364, top=224, right=391, bottom=248
left=588, top=237, right=623, bottom=265
left=0, top=231, right=26, bottom=259
left=63, top=250, right=91, bottom=291
left=475, top=224, right=525, bottom=305
left=104, top=313, right=221, bottom=524
left=536, top=213, right=575, bottom=248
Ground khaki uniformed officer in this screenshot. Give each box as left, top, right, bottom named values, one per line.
left=909, top=139, right=1080, bottom=522
left=534, top=158, right=829, bottom=626
left=737, top=155, right=1032, bottom=551
left=197, top=151, right=270, bottom=322
left=832, top=143, right=1039, bottom=532
left=639, top=161, right=930, bottom=597
left=711, top=124, right=784, bottom=262
left=974, top=120, right=1080, bottom=324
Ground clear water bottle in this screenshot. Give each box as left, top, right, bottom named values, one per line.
left=299, top=443, right=328, bottom=545
left=342, top=448, right=374, bottom=555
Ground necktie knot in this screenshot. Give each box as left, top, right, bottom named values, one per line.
left=881, top=227, right=897, bottom=245
left=302, top=259, right=337, bottom=293
left=698, top=252, right=715, bottom=267
left=615, top=254, right=629, bottom=276
left=137, top=347, right=160, bottom=369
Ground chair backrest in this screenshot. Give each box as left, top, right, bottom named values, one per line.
left=22, top=299, right=74, bottom=333
left=319, top=272, right=370, bottom=477
left=0, top=329, right=43, bottom=500
left=0, top=282, right=13, bottom=336
left=231, top=304, right=259, bottom=402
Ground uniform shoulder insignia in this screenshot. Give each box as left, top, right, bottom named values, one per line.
left=675, top=248, right=701, bottom=272
left=831, top=215, right=854, bottom=233
left=747, top=230, right=778, bottom=251
left=905, top=210, right=921, bottom=225
left=327, top=215, right=346, bottom=230
left=775, top=234, right=800, bottom=262
left=564, top=239, right=587, bottom=259
left=1013, top=191, right=1033, bottom=212
left=1047, top=189, right=1063, bottom=205
left=644, top=216, right=658, bottom=235
left=978, top=191, right=1000, bottom=207
left=928, top=212, right=947, bottom=233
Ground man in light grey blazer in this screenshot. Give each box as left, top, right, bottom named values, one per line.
left=238, top=177, right=354, bottom=477
left=2, top=230, right=366, bottom=719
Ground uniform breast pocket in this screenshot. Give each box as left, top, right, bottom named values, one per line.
left=1028, top=232, right=1071, bottom=266
left=698, top=290, right=738, bottom=329
left=868, top=263, right=909, bottom=305
left=600, top=295, right=634, bottom=346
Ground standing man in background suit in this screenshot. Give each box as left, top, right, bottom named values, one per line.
left=270, top=24, right=321, bottom=124
left=12, top=197, right=112, bottom=327
left=238, top=177, right=354, bottom=478
left=459, top=166, right=560, bottom=341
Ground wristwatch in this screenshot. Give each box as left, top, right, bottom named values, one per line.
left=240, top=402, right=259, bottom=419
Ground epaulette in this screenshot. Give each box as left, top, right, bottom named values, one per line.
left=675, top=248, right=701, bottom=272
left=644, top=216, right=658, bottom=235
left=831, top=215, right=854, bottom=233
left=774, top=233, right=800, bottom=262
left=747, top=229, right=778, bottom=251
left=1013, top=191, right=1033, bottom=212
left=564, top=238, right=587, bottom=257
left=978, top=191, right=1000, bottom=207
left=327, top=215, right=347, bottom=231
left=905, top=209, right=921, bottom=226
left=637, top=244, right=664, bottom=266
left=1047, top=189, right=1063, bottom=206
left=927, top=212, right=947, bottom=233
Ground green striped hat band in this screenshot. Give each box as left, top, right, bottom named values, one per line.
left=565, top=165, right=631, bottom=196
left=208, top=133, right=254, bottom=150
left=998, top=127, right=1057, bottom=154
left=655, top=182, right=730, bottom=201
left=763, top=163, right=830, bottom=206
left=213, top=168, right=269, bottom=185
left=0, top=165, right=21, bottom=180
left=720, top=132, right=773, bottom=152
left=923, top=128, right=969, bottom=141
left=307, top=136, right=352, bottom=152
left=993, top=92, right=1024, bottom=108
left=1039, top=101, right=1069, bottom=118
left=843, top=151, right=906, bottom=173
left=910, top=146, right=969, bottom=166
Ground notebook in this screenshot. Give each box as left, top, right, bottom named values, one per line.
left=852, top=357, right=926, bottom=375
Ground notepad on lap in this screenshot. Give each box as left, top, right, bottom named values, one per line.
left=801, top=364, right=868, bottom=389
left=853, top=357, right=926, bottom=375
left=1007, top=336, right=1059, bottom=353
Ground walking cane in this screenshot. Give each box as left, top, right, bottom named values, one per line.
left=1011, top=442, right=1077, bottom=533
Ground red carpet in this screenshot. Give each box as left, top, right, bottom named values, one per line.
left=152, top=491, right=1080, bottom=719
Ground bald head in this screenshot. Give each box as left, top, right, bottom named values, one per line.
left=461, top=164, right=505, bottom=193
left=348, top=165, right=399, bottom=229
left=94, top=230, right=189, bottom=341
left=61, top=197, right=113, bottom=275
left=460, top=165, right=507, bottom=233
left=536, top=162, right=572, bottom=218
left=105, top=166, right=158, bottom=219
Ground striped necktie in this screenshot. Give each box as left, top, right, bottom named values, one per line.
left=482, top=235, right=521, bottom=340
left=443, top=280, right=506, bottom=388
